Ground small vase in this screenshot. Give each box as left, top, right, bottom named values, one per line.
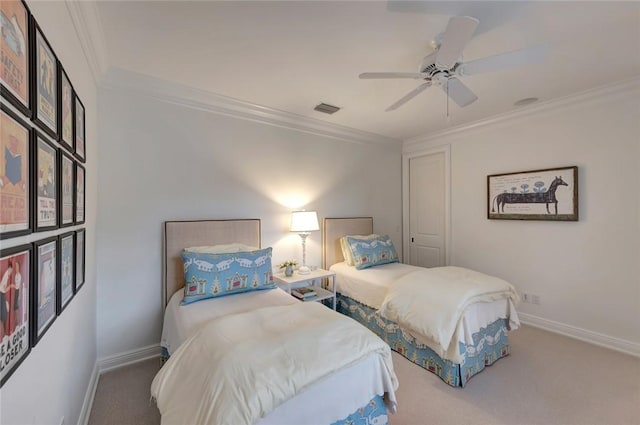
left=285, top=265, right=294, bottom=277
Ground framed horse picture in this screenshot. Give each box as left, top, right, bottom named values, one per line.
left=488, top=166, right=578, bottom=221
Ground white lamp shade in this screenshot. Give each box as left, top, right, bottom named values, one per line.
left=290, top=211, right=319, bottom=233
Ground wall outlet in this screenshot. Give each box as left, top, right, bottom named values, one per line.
left=522, top=293, right=540, bottom=305
left=522, top=293, right=529, bottom=303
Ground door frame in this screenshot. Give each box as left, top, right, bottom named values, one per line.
left=402, top=144, right=451, bottom=266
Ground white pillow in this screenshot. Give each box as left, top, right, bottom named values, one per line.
left=183, top=243, right=258, bottom=254
left=340, top=234, right=379, bottom=266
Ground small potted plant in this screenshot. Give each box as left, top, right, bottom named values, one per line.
left=279, top=260, right=297, bottom=277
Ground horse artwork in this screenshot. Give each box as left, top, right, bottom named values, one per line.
left=488, top=166, right=578, bottom=221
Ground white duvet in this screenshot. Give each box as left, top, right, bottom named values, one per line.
left=379, top=266, right=519, bottom=359
left=151, top=302, right=398, bottom=425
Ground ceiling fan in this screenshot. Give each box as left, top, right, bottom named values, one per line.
left=360, top=16, right=548, bottom=111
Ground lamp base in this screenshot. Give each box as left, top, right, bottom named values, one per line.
left=297, top=265, right=311, bottom=275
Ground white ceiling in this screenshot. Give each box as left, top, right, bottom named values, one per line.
left=95, top=1, right=640, bottom=142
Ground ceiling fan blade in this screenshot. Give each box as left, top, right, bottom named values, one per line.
left=359, top=72, right=428, bottom=79
left=442, top=78, right=477, bottom=107
left=459, top=45, right=549, bottom=76
left=385, top=82, right=432, bottom=111
left=436, top=16, right=479, bottom=70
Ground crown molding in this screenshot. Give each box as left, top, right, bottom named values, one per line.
left=101, top=68, right=401, bottom=147
left=404, top=76, right=640, bottom=152
left=65, top=0, right=109, bottom=84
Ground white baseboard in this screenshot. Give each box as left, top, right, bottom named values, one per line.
left=77, top=344, right=161, bottom=425
left=518, top=312, right=640, bottom=358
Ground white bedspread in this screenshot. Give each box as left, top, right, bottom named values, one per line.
left=379, top=266, right=519, bottom=359
left=152, top=302, right=398, bottom=425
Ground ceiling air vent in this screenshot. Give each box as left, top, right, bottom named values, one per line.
left=314, top=103, right=340, bottom=114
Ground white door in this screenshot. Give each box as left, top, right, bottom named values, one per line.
left=408, top=151, right=446, bottom=267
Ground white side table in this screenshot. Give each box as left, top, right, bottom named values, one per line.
left=273, top=268, right=337, bottom=310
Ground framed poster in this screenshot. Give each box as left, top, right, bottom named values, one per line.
left=57, top=231, right=74, bottom=314
left=0, top=243, right=31, bottom=388
left=0, top=106, right=31, bottom=239
left=33, top=236, right=57, bottom=345
left=75, top=228, right=85, bottom=291
left=73, top=94, right=85, bottom=162
left=58, top=66, right=73, bottom=151
left=32, top=20, right=57, bottom=139
left=59, top=151, right=73, bottom=227
left=0, top=0, right=31, bottom=116
left=74, top=162, right=84, bottom=224
left=34, top=133, right=57, bottom=231
left=488, top=166, right=578, bottom=221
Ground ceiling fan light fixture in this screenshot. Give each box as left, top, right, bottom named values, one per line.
left=514, top=97, right=539, bottom=106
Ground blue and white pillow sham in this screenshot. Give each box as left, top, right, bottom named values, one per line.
left=181, top=247, right=275, bottom=305
left=345, top=235, right=399, bottom=270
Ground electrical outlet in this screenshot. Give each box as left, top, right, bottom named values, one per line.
left=522, top=293, right=529, bottom=303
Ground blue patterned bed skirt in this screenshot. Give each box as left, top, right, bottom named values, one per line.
left=336, top=293, right=511, bottom=387
left=160, top=346, right=388, bottom=424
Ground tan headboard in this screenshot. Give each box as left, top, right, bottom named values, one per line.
left=322, top=217, right=373, bottom=269
left=163, top=219, right=261, bottom=306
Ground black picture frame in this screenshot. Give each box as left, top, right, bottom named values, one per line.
left=74, top=162, right=85, bottom=225
left=57, top=231, right=74, bottom=314
left=488, top=166, right=579, bottom=221
left=31, top=18, right=58, bottom=140
left=58, top=65, right=74, bottom=152
left=33, top=236, right=57, bottom=346
left=0, top=243, right=32, bottom=388
left=0, top=0, right=32, bottom=117
left=73, top=94, right=85, bottom=162
left=75, top=228, right=85, bottom=292
left=59, top=150, right=74, bottom=227
left=34, top=133, right=58, bottom=231
left=0, top=104, right=33, bottom=240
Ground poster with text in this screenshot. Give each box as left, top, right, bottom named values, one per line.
left=75, top=163, right=84, bottom=223
left=35, top=26, right=57, bottom=135
left=74, top=96, right=85, bottom=161
left=0, top=0, right=29, bottom=112
left=75, top=229, right=84, bottom=290
left=35, top=239, right=56, bottom=341
left=60, top=70, right=73, bottom=149
left=58, top=233, right=74, bottom=312
left=0, top=109, right=30, bottom=236
left=60, top=153, right=73, bottom=225
left=0, top=245, right=30, bottom=388
left=36, top=136, right=57, bottom=229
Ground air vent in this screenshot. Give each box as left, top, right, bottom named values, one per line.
left=314, top=103, right=340, bottom=114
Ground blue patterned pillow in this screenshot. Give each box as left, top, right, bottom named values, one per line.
left=346, top=235, right=399, bottom=270
left=180, top=247, right=275, bottom=305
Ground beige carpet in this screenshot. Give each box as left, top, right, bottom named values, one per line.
left=88, top=325, right=640, bottom=425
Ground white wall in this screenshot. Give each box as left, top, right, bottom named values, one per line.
left=0, top=2, right=98, bottom=425
left=96, top=79, right=402, bottom=358
left=405, top=81, right=640, bottom=350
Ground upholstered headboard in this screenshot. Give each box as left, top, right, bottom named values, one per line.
left=322, top=217, right=373, bottom=269
left=163, top=219, right=261, bottom=306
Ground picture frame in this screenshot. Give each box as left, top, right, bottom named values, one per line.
left=74, top=162, right=85, bottom=224
left=0, top=105, right=32, bottom=239
left=0, top=0, right=32, bottom=117
left=59, top=150, right=74, bottom=227
left=488, top=166, right=579, bottom=221
left=75, top=228, right=85, bottom=292
left=58, top=65, right=74, bottom=152
left=32, top=18, right=58, bottom=139
left=57, top=231, right=74, bottom=314
left=33, top=236, right=57, bottom=345
left=73, top=94, right=85, bottom=162
left=0, top=243, right=32, bottom=388
left=34, top=133, right=58, bottom=231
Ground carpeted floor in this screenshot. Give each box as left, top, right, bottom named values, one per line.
left=88, top=325, right=640, bottom=425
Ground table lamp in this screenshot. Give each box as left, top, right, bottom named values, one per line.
left=290, top=210, right=319, bottom=275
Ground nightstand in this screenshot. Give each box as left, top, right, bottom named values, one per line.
left=273, top=268, right=337, bottom=310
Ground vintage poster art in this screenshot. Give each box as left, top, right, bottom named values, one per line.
left=35, top=134, right=57, bottom=231
left=33, top=22, right=57, bottom=138
left=34, top=237, right=56, bottom=344
left=75, top=162, right=84, bottom=224
left=75, top=228, right=84, bottom=291
left=57, top=232, right=74, bottom=313
left=59, top=151, right=73, bottom=227
left=0, top=0, right=30, bottom=115
left=488, top=166, right=578, bottom=221
left=59, top=67, right=73, bottom=151
left=74, top=95, right=85, bottom=162
left=0, top=107, right=31, bottom=239
left=0, top=243, right=31, bottom=388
